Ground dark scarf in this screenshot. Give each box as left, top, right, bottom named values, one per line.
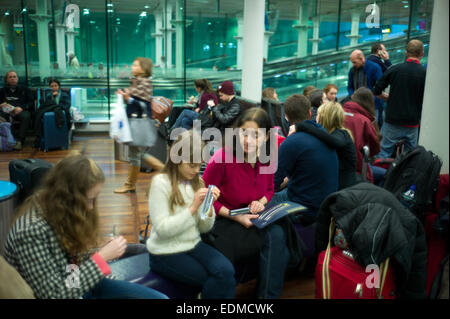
left=128, top=77, right=153, bottom=103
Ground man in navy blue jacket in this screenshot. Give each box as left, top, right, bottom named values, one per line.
left=272, top=94, right=338, bottom=219
left=348, top=50, right=384, bottom=128
left=367, top=43, right=392, bottom=74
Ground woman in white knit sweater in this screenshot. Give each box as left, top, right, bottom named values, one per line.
left=147, top=130, right=236, bottom=299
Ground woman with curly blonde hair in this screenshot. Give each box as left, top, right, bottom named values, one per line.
left=4, top=152, right=167, bottom=299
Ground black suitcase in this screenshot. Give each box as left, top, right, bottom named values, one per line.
left=9, top=158, right=53, bottom=203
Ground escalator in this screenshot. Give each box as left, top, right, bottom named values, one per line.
left=59, top=32, right=430, bottom=119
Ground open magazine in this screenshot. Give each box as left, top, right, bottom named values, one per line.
left=251, top=201, right=307, bottom=229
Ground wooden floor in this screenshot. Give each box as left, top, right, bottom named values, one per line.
left=0, top=133, right=315, bottom=299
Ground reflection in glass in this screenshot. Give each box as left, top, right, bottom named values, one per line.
left=0, top=0, right=434, bottom=120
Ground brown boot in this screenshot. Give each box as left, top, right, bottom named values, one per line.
left=13, top=141, right=23, bottom=151
left=143, top=154, right=165, bottom=172
left=114, top=165, right=140, bottom=193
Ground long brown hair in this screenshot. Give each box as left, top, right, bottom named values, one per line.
left=159, top=130, right=205, bottom=213
left=232, top=107, right=274, bottom=159
left=351, top=87, right=375, bottom=118
left=351, top=87, right=382, bottom=141
left=15, top=152, right=105, bottom=257
left=194, top=79, right=214, bottom=93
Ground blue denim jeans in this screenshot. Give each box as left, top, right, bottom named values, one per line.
left=369, top=163, right=387, bottom=186
left=257, top=223, right=290, bottom=299
left=376, top=105, right=384, bottom=129
left=171, top=109, right=199, bottom=130
left=83, top=278, right=168, bottom=299
left=149, top=241, right=236, bottom=299
left=269, top=188, right=290, bottom=205
left=377, top=122, right=419, bottom=158
left=269, top=189, right=316, bottom=220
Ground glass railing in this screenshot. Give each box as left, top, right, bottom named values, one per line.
left=59, top=31, right=430, bottom=120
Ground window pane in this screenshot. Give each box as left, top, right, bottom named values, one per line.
left=0, top=1, right=26, bottom=82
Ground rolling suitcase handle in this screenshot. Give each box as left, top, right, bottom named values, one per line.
left=361, top=145, right=370, bottom=182
left=13, top=159, right=37, bottom=170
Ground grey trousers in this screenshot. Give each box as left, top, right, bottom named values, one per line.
left=128, top=145, right=145, bottom=167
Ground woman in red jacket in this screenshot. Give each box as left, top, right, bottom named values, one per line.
left=343, top=87, right=384, bottom=183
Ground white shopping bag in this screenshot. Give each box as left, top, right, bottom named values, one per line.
left=109, top=94, right=132, bottom=143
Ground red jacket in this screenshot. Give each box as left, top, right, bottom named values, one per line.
left=203, top=148, right=274, bottom=214
left=343, top=101, right=380, bottom=182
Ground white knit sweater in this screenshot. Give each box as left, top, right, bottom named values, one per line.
left=146, top=173, right=215, bottom=255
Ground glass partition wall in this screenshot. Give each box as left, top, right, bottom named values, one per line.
left=0, top=0, right=433, bottom=120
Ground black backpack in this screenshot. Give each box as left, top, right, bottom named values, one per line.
left=383, top=145, right=442, bottom=221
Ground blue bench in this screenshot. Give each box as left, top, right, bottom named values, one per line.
left=109, top=222, right=317, bottom=298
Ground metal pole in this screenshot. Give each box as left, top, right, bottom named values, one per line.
left=407, top=0, right=414, bottom=43
left=105, top=0, right=111, bottom=120
left=50, top=0, right=57, bottom=66
left=336, top=0, right=342, bottom=51
left=21, top=0, right=29, bottom=87
left=183, top=0, right=186, bottom=101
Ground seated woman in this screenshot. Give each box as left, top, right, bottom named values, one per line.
left=171, top=79, right=218, bottom=130
left=147, top=130, right=236, bottom=299
left=296, top=102, right=357, bottom=190
left=308, top=89, right=327, bottom=123
left=343, top=87, right=385, bottom=184
left=262, top=87, right=278, bottom=101
left=202, top=107, right=291, bottom=299
left=3, top=152, right=168, bottom=299
left=262, top=87, right=286, bottom=146
left=34, top=79, right=71, bottom=147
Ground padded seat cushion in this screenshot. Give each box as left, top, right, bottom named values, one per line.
left=109, top=252, right=199, bottom=299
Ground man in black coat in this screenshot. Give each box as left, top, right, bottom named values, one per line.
left=373, top=40, right=426, bottom=158
left=315, top=182, right=427, bottom=299
left=0, top=71, right=34, bottom=150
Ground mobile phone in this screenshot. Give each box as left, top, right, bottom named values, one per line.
left=199, top=185, right=215, bottom=220
left=229, top=207, right=251, bottom=216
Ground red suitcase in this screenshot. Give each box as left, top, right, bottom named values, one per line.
left=316, top=246, right=396, bottom=299
left=316, top=219, right=396, bottom=299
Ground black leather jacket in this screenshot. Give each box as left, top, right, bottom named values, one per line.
left=211, top=97, right=241, bottom=132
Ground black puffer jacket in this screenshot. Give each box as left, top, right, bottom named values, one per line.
left=315, top=182, right=427, bottom=299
